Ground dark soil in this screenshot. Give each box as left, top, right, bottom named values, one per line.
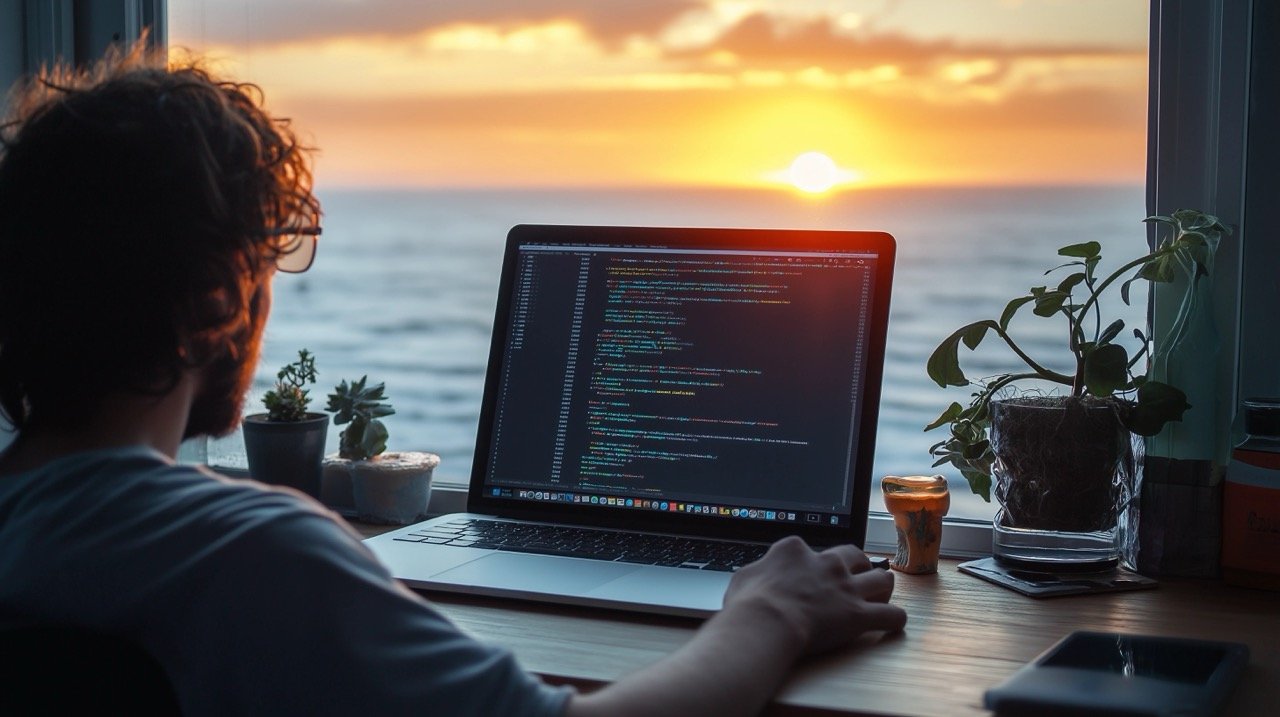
left=991, top=396, right=1130, bottom=532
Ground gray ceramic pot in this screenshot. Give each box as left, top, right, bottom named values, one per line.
left=242, top=413, right=329, bottom=498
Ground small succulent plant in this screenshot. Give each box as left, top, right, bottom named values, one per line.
left=326, top=376, right=396, bottom=461
left=262, top=349, right=318, bottom=422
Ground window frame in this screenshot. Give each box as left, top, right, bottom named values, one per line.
left=1145, top=0, right=1256, bottom=466
left=7, top=0, right=1269, bottom=559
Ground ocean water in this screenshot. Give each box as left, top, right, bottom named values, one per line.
left=208, top=185, right=1150, bottom=521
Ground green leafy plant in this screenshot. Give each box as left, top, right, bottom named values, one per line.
left=262, top=349, right=318, bottom=422
left=924, top=209, right=1228, bottom=501
left=326, top=376, right=396, bottom=461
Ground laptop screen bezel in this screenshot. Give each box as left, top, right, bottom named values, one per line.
left=467, top=224, right=896, bottom=548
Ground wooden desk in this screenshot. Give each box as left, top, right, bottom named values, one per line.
left=350, top=523, right=1279, bottom=716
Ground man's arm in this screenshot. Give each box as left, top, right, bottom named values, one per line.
left=565, top=536, right=907, bottom=717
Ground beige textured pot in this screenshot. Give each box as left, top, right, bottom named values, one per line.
left=346, top=452, right=441, bottom=525
left=320, top=454, right=356, bottom=511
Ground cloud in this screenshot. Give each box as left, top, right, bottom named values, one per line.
left=669, top=12, right=1141, bottom=76
left=281, top=82, right=1146, bottom=189
left=172, top=0, right=703, bottom=46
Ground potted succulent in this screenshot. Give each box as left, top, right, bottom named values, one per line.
left=242, top=349, right=329, bottom=497
left=925, top=210, right=1227, bottom=569
left=322, top=376, right=440, bottom=524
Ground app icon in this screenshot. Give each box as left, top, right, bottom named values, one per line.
left=766, top=511, right=776, bottom=520
left=661, top=502, right=669, bottom=510
left=787, top=513, right=796, bottom=521
left=626, top=499, right=634, bottom=507
left=492, top=488, right=501, bottom=496
left=732, top=508, right=741, bottom=517
left=591, top=496, right=599, bottom=504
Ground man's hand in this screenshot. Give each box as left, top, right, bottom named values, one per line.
left=722, top=536, right=907, bottom=656
left=567, top=537, right=907, bottom=717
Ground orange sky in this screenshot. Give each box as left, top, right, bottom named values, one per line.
left=169, top=0, right=1148, bottom=190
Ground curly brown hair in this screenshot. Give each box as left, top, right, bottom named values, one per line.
left=0, top=42, right=320, bottom=432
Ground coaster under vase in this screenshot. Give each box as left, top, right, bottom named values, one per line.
left=957, top=557, right=1158, bottom=598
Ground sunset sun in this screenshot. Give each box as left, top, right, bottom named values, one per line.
left=788, top=152, right=838, bottom=192
left=782, top=152, right=862, bottom=194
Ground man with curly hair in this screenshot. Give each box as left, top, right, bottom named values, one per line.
left=0, top=45, right=905, bottom=716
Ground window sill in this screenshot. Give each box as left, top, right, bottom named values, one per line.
left=213, top=468, right=992, bottom=560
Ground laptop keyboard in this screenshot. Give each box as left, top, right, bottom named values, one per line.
left=393, top=518, right=770, bottom=572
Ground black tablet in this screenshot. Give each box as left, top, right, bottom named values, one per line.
left=985, top=631, right=1250, bottom=716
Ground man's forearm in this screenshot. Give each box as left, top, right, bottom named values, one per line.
left=565, top=599, right=807, bottom=717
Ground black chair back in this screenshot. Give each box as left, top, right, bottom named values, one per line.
left=0, top=626, right=181, bottom=715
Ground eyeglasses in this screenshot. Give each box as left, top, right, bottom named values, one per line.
left=269, top=226, right=321, bottom=273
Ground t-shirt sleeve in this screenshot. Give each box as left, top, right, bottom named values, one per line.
left=167, top=503, right=572, bottom=717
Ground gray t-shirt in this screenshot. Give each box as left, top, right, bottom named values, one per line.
left=0, top=445, right=571, bottom=716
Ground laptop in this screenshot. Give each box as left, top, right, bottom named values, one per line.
left=364, top=224, right=896, bottom=618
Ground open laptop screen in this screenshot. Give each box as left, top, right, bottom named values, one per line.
left=470, top=225, right=895, bottom=546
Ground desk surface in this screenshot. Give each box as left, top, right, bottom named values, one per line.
left=352, top=523, right=1279, bottom=716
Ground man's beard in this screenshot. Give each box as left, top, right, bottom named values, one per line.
left=183, top=350, right=256, bottom=439
left=183, top=285, right=268, bottom=440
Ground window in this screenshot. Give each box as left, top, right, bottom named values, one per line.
left=17, top=2, right=1271, bottom=558
left=166, top=1, right=1152, bottom=540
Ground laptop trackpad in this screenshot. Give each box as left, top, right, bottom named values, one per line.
left=589, top=567, right=730, bottom=613
left=431, top=552, right=639, bottom=594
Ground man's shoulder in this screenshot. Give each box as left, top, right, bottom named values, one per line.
left=4, top=444, right=340, bottom=547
